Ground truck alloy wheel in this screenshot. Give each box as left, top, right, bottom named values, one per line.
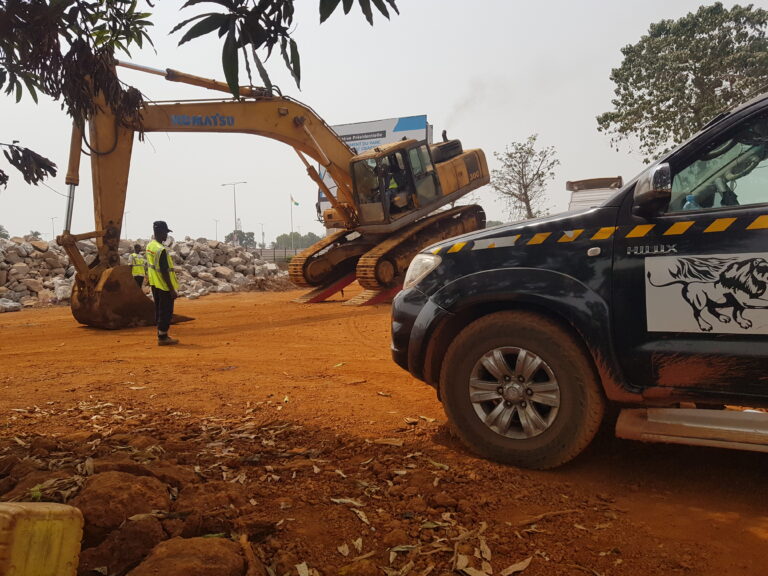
left=439, top=311, right=605, bottom=469
left=467, top=346, right=561, bottom=440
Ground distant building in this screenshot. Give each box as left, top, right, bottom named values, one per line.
left=566, top=176, right=623, bottom=211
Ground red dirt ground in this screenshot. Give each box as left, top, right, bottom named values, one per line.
left=1, top=288, right=766, bottom=575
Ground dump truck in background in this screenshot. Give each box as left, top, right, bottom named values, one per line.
left=566, top=176, right=623, bottom=211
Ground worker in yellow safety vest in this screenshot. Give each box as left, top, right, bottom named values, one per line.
left=129, top=244, right=147, bottom=288
left=146, top=221, right=180, bottom=346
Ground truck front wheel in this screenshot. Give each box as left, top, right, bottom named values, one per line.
left=439, top=311, right=605, bottom=469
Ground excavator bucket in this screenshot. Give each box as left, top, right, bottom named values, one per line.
left=70, top=266, right=155, bottom=330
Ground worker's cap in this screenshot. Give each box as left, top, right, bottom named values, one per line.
left=153, top=220, right=172, bottom=233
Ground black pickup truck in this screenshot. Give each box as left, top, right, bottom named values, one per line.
left=391, top=93, right=768, bottom=469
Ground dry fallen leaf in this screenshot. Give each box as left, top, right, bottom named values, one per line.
left=455, top=554, right=470, bottom=570
left=331, top=497, right=365, bottom=507
left=338, top=543, right=350, bottom=557
left=460, top=569, right=490, bottom=576
left=500, top=556, right=533, bottom=575
left=351, top=509, right=370, bottom=525
left=373, top=438, right=404, bottom=447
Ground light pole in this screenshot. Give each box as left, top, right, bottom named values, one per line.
left=221, top=181, right=246, bottom=245
left=50, top=217, right=57, bottom=243
left=213, top=218, right=219, bottom=241
left=257, top=222, right=265, bottom=249
left=123, top=211, right=129, bottom=240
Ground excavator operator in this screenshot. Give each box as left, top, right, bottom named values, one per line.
left=146, top=221, right=180, bottom=346
left=387, top=154, right=410, bottom=215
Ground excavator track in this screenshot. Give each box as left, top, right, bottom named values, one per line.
left=288, top=228, right=377, bottom=288
left=355, top=204, right=486, bottom=290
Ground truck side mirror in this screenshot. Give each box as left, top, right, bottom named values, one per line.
left=632, top=163, right=672, bottom=218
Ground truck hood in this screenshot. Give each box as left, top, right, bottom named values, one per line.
left=429, top=205, right=616, bottom=252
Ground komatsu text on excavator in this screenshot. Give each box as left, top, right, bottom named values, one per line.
left=57, top=62, right=489, bottom=329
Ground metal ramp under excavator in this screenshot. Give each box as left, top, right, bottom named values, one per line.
left=291, top=273, right=402, bottom=306
left=341, top=284, right=403, bottom=306
left=616, top=408, right=768, bottom=453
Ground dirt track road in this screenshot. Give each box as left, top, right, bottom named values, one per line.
left=1, top=289, right=767, bottom=575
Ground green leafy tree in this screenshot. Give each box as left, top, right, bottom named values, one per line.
left=0, top=224, right=9, bottom=239
left=0, top=0, right=398, bottom=186
left=225, top=229, right=258, bottom=249
left=485, top=220, right=504, bottom=227
left=272, top=231, right=320, bottom=249
left=597, top=3, right=768, bottom=162
left=28, top=230, right=42, bottom=240
left=490, top=135, right=558, bottom=222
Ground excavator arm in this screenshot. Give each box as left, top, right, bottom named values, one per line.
left=59, top=65, right=360, bottom=329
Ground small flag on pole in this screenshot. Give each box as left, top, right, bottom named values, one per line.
left=290, top=194, right=299, bottom=206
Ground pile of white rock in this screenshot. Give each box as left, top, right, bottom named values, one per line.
left=0, top=235, right=288, bottom=313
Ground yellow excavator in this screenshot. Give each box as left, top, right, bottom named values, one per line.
left=57, top=62, right=489, bottom=329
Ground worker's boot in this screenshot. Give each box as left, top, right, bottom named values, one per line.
left=158, top=336, right=179, bottom=346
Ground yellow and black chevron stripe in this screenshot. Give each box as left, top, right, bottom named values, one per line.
left=431, top=214, right=768, bottom=255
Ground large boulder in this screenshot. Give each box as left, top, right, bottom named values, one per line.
left=70, top=471, right=171, bottom=544
left=126, top=537, right=246, bottom=576
left=0, top=298, right=22, bottom=312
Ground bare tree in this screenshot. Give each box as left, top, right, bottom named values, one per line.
left=491, top=134, right=559, bottom=221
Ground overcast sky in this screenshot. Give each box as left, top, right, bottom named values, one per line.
left=0, top=1, right=755, bottom=244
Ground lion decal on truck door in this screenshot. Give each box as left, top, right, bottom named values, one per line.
left=646, top=255, right=768, bottom=333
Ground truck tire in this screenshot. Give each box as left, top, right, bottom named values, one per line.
left=439, top=311, right=605, bottom=469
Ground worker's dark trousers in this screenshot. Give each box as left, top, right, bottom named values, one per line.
left=134, top=275, right=144, bottom=288
left=151, top=286, right=174, bottom=335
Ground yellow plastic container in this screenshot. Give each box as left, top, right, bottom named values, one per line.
left=0, top=502, right=83, bottom=576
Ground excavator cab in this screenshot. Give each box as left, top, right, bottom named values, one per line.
left=350, top=140, right=440, bottom=226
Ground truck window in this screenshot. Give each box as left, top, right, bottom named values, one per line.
left=669, top=113, right=768, bottom=212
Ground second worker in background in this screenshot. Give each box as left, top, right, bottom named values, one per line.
left=146, top=220, right=179, bottom=346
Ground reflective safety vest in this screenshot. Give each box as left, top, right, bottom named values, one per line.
left=129, top=253, right=146, bottom=277
left=146, top=239, right=179, bottom=291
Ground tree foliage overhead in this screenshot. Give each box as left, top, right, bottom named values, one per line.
left=0, top=0, right=398, bottom=186
left=597, top=2, right=768, bottom=162
left=490, top=135, right=558, bottom=222
left=173, top=0, right=398, bottom=100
